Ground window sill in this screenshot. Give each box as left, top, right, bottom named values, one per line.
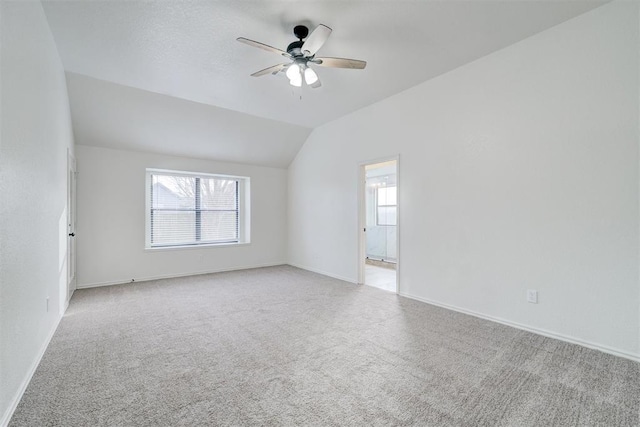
left=145, top=242, right=251, bottom=252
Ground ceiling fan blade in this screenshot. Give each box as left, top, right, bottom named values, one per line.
left=314, top=57, right=366, bottom=69
left=250, top=63, right=289, bottom=77
left=301, top=24, right=332, bottom=56
left=237, top=37, right=290, bottom=58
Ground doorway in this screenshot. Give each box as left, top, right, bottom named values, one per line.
left=359, top=158, right=399, bottom=293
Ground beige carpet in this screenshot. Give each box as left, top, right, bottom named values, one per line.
left=9, top=266, right=639, bottom=426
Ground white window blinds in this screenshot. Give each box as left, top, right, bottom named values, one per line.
left=148, top=172, right=241, bottom=247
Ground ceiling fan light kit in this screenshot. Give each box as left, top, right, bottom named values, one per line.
left=304, top=68, right=318, bottom=85
left=237, top=23, right=366, bottom=89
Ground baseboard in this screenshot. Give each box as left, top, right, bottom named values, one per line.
left=285, top=265, right=638, bottom=361
left=287, top=263, right=358, bottom=284
left=399, top=291, right=640, bottom=363
left=76, top=262, right=287, bottom=289
left=1, top=311, right=65, bottom=427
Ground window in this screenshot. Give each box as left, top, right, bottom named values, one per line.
left=376, top=186, right=397, bottom=226
left=146, top=169, right=250, bottom=248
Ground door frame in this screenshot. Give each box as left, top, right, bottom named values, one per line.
left=67, top=150, right=77, bottom=303
left=357, top=155, right=400, bottom=293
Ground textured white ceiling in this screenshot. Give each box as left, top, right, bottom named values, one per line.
left=43, top=1, right=605, bottom=129
left=66, top=73, right=311, bottom=168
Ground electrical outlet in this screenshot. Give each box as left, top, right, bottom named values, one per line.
left=527, top=289, right=538, bottom=304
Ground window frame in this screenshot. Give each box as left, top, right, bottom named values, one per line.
left=376, top=185, right=397, bottom=226
left=145, top=169, right=250, bottom=250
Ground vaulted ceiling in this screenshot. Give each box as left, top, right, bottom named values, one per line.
left=42, top=0, right=606, bottom=167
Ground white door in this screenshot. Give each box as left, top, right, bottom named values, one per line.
left=67, top=154, right=77, bottom=300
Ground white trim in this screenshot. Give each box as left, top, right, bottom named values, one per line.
left=357, top=163, right=366, bottom=285
left=399, top=291, right=640, bottom=363
left=66, top=149, right=77, bottom=301
left=144, top=242, right=251, bottom=252
left=76, top=262, right=286, bottom=289
left=287, top=263, right=358, bottom=284
left=395, top=157, right=401, bottom=293
left=1, top=311, right=65, bottom=427
left=146, top=168, right=247, bottom=180
left=145, top=171, right=152, bottom=248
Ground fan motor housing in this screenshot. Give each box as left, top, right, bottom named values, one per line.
left=288, top=25, right=310, bottom=57
left=287, top=40, right=305, bottom=57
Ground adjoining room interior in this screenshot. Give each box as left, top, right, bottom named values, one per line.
left=2, top=1, right=639, bottom=425
left=363, top=160, right=398, bottom=293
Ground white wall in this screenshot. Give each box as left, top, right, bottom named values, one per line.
left=64, top=73, right=311, bottom=169
left=75, top=145, right=287, bottom=287
left=288, top=2, right=640, bottom=358
left=0, top=2, right=75, bottom=424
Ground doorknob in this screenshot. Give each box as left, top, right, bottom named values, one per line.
left=68, top=233, right=75, bottom=237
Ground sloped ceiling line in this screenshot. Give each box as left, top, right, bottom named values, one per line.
left=44, top=0, right=606, bottom=167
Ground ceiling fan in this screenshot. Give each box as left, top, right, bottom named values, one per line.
left=237, top=24, right=366, bottom=89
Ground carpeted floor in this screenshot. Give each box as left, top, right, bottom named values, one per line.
left=10, top=266, right=640, bottom=426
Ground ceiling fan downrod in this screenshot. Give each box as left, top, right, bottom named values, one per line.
left=287, top=25, right=309, bottom=57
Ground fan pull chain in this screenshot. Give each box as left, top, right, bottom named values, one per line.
left=290, top=89, right=303, bottom=100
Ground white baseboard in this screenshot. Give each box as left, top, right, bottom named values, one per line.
left=1, top=311, right=65, bottom=427
left=285, top=264, right=638, bottom=361
left=399, top=291, right=640, bottom=363
left=76, top=262, right=287, bottom=289
left=287, top=263, right=358, bottom=284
